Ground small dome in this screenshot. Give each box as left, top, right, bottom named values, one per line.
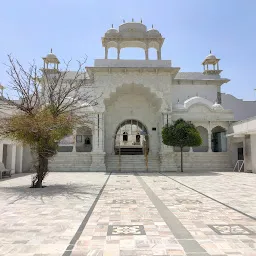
left=46, top=53, right=58, bottom=59
left=147, top=28, right=161, bottom=37
left=106, top=28, right=118, bottom=34
left=119, top=22, right=147, bottom=33
left=206, top=53, right=217, bottom=60
left=212, top=102, right=223, bottom=111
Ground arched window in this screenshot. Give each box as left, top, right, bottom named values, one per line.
left=193, top=126, right=208, bottom=152
left=211, top=126, right=227, bottom=152
left=123, top=132, right=128, bottom=142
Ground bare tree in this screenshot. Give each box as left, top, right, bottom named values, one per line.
left=0, top=54, right=98, bottom=188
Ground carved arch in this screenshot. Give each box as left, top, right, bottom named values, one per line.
left=184, top=96, right=213, bottom=111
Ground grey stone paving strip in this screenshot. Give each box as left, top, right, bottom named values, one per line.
left=62, top=172, right=112, bottom=256
left=160, top=172, right=256, bottom=221
left=135, top=173, right=209, bottom=255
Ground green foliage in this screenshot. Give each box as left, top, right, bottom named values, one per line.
left=162, top=119, right=202, bottom=148
left=3, top=107, right=76, bottom=157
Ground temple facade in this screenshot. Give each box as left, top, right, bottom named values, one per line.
left=1, top=21, right=256, bottom=173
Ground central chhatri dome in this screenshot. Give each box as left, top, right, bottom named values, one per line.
left=102, top=19, right=164, bottom=60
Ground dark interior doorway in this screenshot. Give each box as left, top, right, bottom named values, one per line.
left=238, top=147, right=244, bottom=160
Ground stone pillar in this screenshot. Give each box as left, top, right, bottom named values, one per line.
left=105, top=47, right=108, bottom=59
left=0, top=142, right=3, bottom=162
left=92, top=113, right=104, bottom=152
left=11, top=144, right=16, bottom=174
left=90, top=113, right=106, bottom=171
left=208, top=121, right=212, bottom=152
left=117, top=48, right=120, bottom=60
left=72, top=129, right=77, bottom=153
left=157, top=49, right=162, bottom=60
left=145, top=48, right=149, bottom=60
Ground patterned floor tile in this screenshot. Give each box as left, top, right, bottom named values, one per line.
left=112, top=199, right=136, bottom=204
left=208, top=224, right=255, bottom=235
left=176, top=199, right=202, bottom=204
left=107, top=225, right=146, bottom=236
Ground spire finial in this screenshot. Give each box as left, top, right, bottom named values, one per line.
left=152, top=24, right=154, bottom=28
left=50, top=48, right=52, bottom=53
left=141, top=18, right=142, bottom=23
left=111, top=24, right=113, bottom=28
left=123, top=19, right=125, bottom=23
left=210, top=49, right=212, bottom=54
left=132, top=18, right=134, bottom=22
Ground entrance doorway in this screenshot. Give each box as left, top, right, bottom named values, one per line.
left=114, top=120, right=148, bottom=155
left=238, top=147, right=244, bottom=160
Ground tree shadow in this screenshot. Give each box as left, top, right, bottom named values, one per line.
left=0, top=183, right=101, bottom=204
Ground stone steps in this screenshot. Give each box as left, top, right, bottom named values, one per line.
left=160, top=152, right=233, bottom=172
left=106, top=155, right=160, bottom=172
left=49, top=153, right=92, bottom=172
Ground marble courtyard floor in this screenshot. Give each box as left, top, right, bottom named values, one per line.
left=0, top=172, right=255, bottom=256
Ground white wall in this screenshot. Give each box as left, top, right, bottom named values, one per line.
left=222, top=93, right=256, bottom=121
left=171, top=83, right=218, bottom=104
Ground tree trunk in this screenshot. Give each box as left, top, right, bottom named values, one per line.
left=33, top=154, right=48, bottom=188
left=180, top=147, right=183, bottom=172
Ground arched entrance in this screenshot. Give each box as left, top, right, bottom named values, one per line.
left=114, top=119, right=149, bottom=155
left=211, top=126, right=227, bottom=152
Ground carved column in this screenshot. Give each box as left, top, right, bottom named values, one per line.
left=90, top=113, right=106, bottom=171
left=208, top=121, right=212, bottom=152
left=105, top=47, right=108, bottom=59
left=117, top=48, right=120, bottom=60
left=145, top=48, right=149, bottom=60
left=92, top=113, right=104, bottom=152
left=157, top=49, right=162, bottom=60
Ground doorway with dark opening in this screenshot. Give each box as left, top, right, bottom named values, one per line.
left=114, top=119, right=148, bottom=155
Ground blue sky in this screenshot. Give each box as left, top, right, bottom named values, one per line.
left=1, top=0, right=256, bottom=100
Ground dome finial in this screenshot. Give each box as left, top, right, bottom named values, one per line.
left=123, top=19, right=125, bottom=23
left=50, top=48, right=53, bottom=53
left=111, top=24, right=113, bottom=28
left=210, top=49, right=212, bottom=54
left=141, top=18, right=143, bottom=23
left=177, top=98, right=180, bottom=103
left=152, top=24, right=154, bottom=28
left=132, top=18, right=134, bottom=22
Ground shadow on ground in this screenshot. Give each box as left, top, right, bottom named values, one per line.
left=0, top=183, right=101, bottom=204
